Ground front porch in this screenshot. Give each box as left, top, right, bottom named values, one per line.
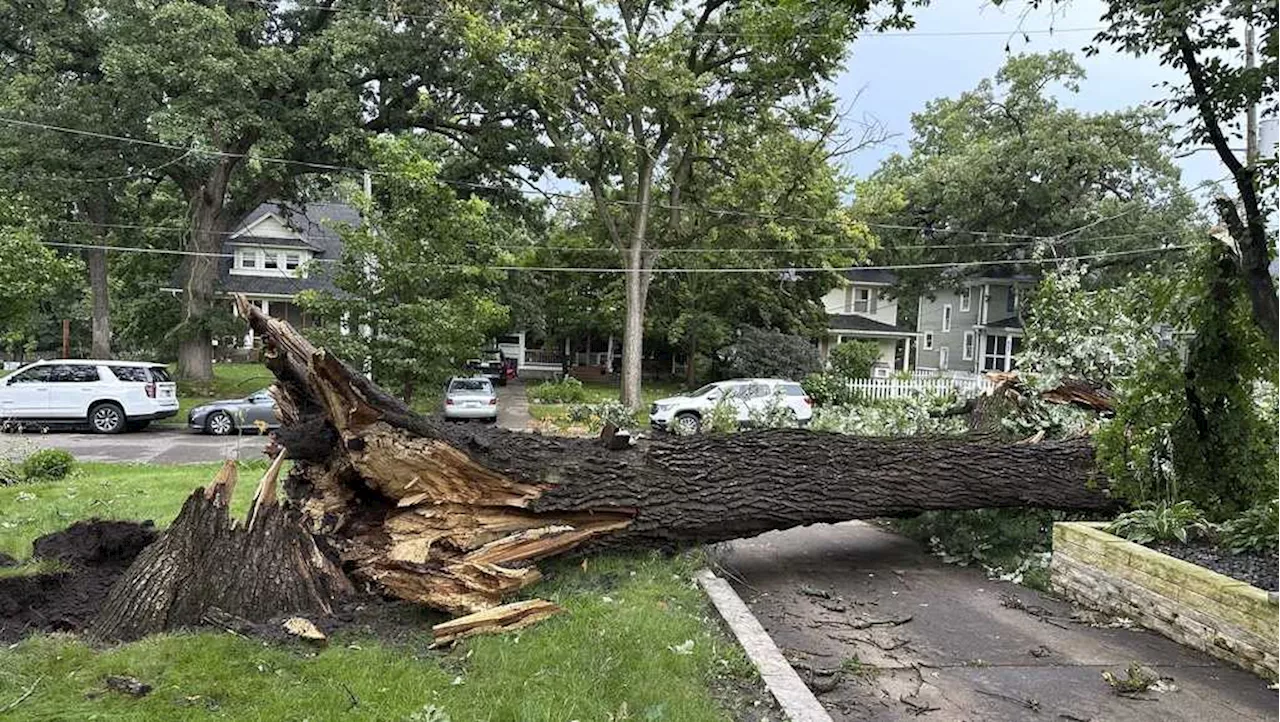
left=820, top=330, right=918, bottom=377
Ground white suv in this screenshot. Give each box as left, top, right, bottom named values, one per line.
left=649, top=378, right=813, bottom=434
left=0, top=360, right=179, bottom=433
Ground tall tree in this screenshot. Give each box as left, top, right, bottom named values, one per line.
left=1015, top=0, right=1278, bottom=346
left=855, top=52, right=1199, bottom=302
left=299, top=137, right=510, bottom=404
left=4, top=0, right=534, bottom=379
left=475, top=0, right=909, bottom=407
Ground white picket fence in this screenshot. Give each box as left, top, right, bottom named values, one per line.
left=846, top=376, right=992, bottom=401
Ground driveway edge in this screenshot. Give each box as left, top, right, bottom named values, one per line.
left=695, top=568, right=834, bottom=722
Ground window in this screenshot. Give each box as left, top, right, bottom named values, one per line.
left=284, top=253, right=302, bottom=271
left=938, top=347, right=950, bottom=370
left=853, top=288, right=871, bottom=313
left=963, top=332, right=975, bottom=360
left=109, top=366, right=149, bottom=382
left=263, top=251, right=279, bottom=270
left=238, top=249, right=257, bottom=269
left=1006, top=286, right=1018, bottom=313
left=49, top=364, right=98, bottom=382
left=923, top=332, right=934, bottom=350
left=983, top=335, right=1010, bottom=372
left=148, top=367, right=172, bottom=382
left=9, top=366, right=52, bottom=383
left=960, top=288, right=971, bottom=312
left=942, top=304, right=952, bottom=333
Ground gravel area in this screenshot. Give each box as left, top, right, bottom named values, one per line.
left=1150, top=542, right=1278, bottom=591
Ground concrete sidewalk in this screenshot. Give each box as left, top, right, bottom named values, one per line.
left=715, top=521, right=1277, bottom=721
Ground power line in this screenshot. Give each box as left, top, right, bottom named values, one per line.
left=3, top=117, right=1231, bottom=237
left=40, top=239, right=1191, bottom=273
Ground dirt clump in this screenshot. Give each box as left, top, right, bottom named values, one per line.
left=0, top=520, right=157, bottom=641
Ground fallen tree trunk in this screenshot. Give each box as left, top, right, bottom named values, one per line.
left=92, top=299, right=1113, bottom=640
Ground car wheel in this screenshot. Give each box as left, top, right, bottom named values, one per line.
left=674, top=412, right=701, bottom=434
left=126, top=420, right=151, bottom=432
left=205, top=411, right=235, bottom=436
left=89, top=402, right=126, bottom=434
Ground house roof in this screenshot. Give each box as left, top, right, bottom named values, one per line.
left=826, top=314, right=916, bottom=335
left=166, top=202, right=358, bottom=298
left=843, top=268, right=897, bottom=285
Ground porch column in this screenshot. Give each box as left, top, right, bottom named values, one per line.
left=903, top=337, right=912, bottom=371
left=605, top=335, right=614, bottom=374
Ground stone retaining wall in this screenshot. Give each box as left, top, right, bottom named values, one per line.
left=1051, top=521, right=1278, bottom=680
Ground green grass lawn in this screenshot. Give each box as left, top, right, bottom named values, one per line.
left=0, top=463, right=764, bottom=721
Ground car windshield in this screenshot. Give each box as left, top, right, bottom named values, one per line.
left=450, top=379, right=491, bottom=393
left=689, top=384, right=721, bottom=397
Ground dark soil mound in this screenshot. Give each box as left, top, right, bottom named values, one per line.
left=32, top=519, right=156, bottom=566
left=1151, top=541, right=1279, bottom=591
left=0, top=520, right=157, bottom=641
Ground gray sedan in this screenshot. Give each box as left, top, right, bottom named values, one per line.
left=188, top=389, right=280, bottom=435
left=443, top=377, right=498, bottom=421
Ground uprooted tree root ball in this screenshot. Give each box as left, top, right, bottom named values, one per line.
left=74, top=296, right=1113, bottom=644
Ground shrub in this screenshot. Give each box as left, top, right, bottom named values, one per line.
left=828, top=340, right=880, bottom=380
left=717, top=326, right=819, bottom=381
left=528, top=376, right=587, bottom=404
left=1106, top=500, right=1211, bottom=545
left=567, top=401, right=638, bottom=432
left=746, top=395, right=799, bottom=429
left=702, top=399, right=740, bottom=434
left=1217, top=500, right=1279, bottom=554
left=802, top=372, right=858, bottom=407
left=20, top=448, right=76, bottom=483
left=809, top=398, right=965, bottom=436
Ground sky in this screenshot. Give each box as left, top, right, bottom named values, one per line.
left=833, top=0, right=1227, bottom=196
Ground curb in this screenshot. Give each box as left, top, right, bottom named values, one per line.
left=696, top=569, right=835, bottom=722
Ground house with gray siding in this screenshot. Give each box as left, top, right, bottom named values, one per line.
left=915, top=272, right=1037, bottom=373
left=818, top=269, right=919, bottom=376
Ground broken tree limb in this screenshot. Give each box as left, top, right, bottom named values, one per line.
left=233, top=297, right=1110, bottom=620
left=90, top=299, right=1113, bottom=642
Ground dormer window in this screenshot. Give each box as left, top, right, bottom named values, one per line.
left=285, top=253, right=301, bottom=271
left=853, top=288, right=871, bottom=313
left=264, top=251, right=279, bottom=270
left=237, top=249, right=257, bottom=269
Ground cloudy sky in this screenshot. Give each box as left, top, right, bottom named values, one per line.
left=834, top=0, right=1229, bottom=195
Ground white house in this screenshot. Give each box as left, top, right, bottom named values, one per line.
left=818, top=269, right=919, bottom=376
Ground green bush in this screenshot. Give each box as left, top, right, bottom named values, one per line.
left=717, top=326, right=819, bottom=381
left=528, top=376, right=587, bottom=404
left=1106, top=500, right=1211, bottom=545
left=567, top=401, right=638, bottom=431
left=1217, top=500, right=1279, bottom=554
left=802, top=372, right=858, bottom=406
left=828, top=340, right=880, bottom=380
left=20, top=449, right=76, bottom=483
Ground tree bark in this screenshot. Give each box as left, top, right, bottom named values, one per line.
left=90, top=458, right=351, bottom=642
left=176, top=196, right=228, bottom=382
left=86, top=247, right=112, bottom=359
left=236, top=299, right=1108, bottom=620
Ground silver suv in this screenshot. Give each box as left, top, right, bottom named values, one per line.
left=649, top=378, right=813, bottom=434
left=0, top=360, right=179, bottom=433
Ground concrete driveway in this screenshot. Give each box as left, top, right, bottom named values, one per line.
left=715, top=521, right=1277, bottom=721
left=2, top=382, right=535, bottom=464
left=1, top=426, right=272, bottom=464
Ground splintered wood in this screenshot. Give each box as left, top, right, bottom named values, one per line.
left=431, top=599, right=563, bottom=647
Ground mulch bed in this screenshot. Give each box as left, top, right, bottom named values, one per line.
left=1149, top=541, right=1278, bottom=592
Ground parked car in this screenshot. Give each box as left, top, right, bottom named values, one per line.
left=188, top=389, right=280, bottom=436
left=649, top=378, right=813, bottom=434
left=443, top=376, right=498, bottom=422
left=0, top=359, right=178, bottom=433
left=465, top=349, right=513, bottom=386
